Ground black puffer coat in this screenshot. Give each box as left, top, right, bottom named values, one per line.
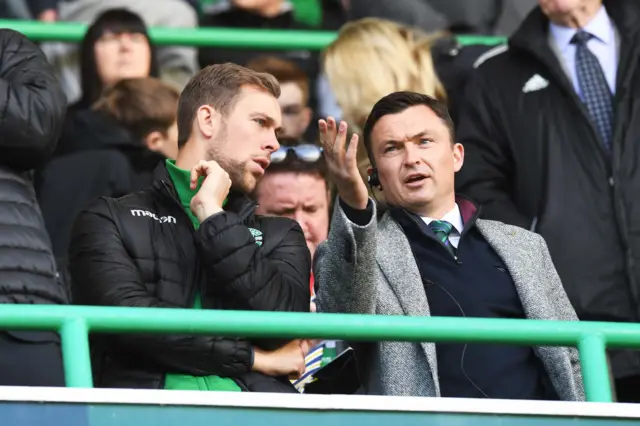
left=0, top=29, right=68, bottom=306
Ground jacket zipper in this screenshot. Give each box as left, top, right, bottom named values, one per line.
left=160, top=180, right=201, bottom=307
left=527, top=45, right=639, bottom=317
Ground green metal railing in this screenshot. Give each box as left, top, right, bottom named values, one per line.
left=1, top=305, right=640, bottom=402
left=0, top=20, right=625, bottom=405
left=0, top=19, right=505, bottom=48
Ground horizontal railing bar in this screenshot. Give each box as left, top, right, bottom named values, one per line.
left=0, top=19, right=506, bottom=48
left=0, top=305, right=639, bottom=348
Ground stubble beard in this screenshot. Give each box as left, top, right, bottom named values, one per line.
left=205, top=126, right=253, bottom=194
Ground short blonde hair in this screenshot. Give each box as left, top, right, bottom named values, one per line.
left=324, top=18, right=447, bottom=132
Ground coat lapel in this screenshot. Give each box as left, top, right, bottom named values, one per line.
left=475, top=220, right=578, bottom=398
left=376, top=213, right=440, bottom=395
left=476, top=220, right=546, bottom=320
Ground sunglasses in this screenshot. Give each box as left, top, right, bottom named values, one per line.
left=271, top=144, right=323, bottom=164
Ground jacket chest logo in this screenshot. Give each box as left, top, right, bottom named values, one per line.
left=130, top=209, right=176, bottom=224
left=248, top=228, right=263, bottom=246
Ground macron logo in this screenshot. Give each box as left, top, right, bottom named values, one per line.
left=522, top=74, right=549, bottom=93
left=131, top=209, right=176, bottom=224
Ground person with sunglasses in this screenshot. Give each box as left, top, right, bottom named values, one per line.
left=255, top=140, right=357, bottom=393
left=255, top=140, right=328, bottom=266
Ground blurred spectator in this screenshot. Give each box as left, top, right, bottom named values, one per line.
left=35, top=1, right=198, bottom=100
left=1, top=0, right=32, bottom=18
left=322, top=19, right=495, bottom=195
left=253, top=144, right=358, bottom=394
left=71, top=9, right=159, bottom=111
left=344, top=0, right=537, bottom=36
left=247, top=56, right=313, bottom=140
left=343, top=0, right=449, bottom=33
left=491, top=0, right=539, bottom=36
left=69, top=63, right=310, bottom=392
left=324, top=18, right=447, bottom=132
left=255, top=142, right=329, bottom=265
left=316, top=92, right=583, bottom=400
left=199, top=0, right=321, bottom=119
left=48, top=9, right=159, bottom=159
left=316, top=0, right=347, bottom=30
left=455, top=0, right=640, bottom=402
left=37, top=77, right=179, bottom=265
left=427, top=0, right=537, bottom=35
left=0, top=29, right=68, bottom=386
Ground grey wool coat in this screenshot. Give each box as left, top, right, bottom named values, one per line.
left=315, top=200, right=584, bottom=400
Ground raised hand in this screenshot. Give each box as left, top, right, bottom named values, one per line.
left=318, top=117, right=369, bottom=210
left=189, top=160, right=232, bottom=222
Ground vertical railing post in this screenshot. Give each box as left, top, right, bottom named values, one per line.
left=578, top=334, right=612, bottom=402
left=60, top=318, right=93, bottom=388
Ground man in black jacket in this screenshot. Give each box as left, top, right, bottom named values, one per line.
left=69, top=63, right=311, bottom=392
left=455, top=0, right=640, bottom=401
left=0, top=29, right=69, bottom=386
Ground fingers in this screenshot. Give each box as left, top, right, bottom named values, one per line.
left=318, top=119, right=330, bottom=152
left=190, top=160, right=229, bottom=190
left=286, top=343, right=307, bottom=380
left=346, top=133, right=359, bottom=164
left=327, top=117, right=337, bottom=138
left=318, top=116, right=339, bottom=150
left=300, top=339, right=310, bottom=357
left=318, top=119, right=327, bottom=136
left=297, top=345, right=306, bottom=378
left=190, top=161, right=206, bottom=190
left=333, top=120, right=349, bottom=157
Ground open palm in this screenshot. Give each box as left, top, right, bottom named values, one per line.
left=318, top=117, right=369, bottom=210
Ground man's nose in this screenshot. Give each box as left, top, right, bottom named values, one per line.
left=265, top=133, right=280, bottom=153
left=403, top=144, right=421, bottom=166
left=294, top=212, right=311, bottom=235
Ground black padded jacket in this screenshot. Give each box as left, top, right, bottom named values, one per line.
left=0, top=29, right=68, bottom=308
left=69, top=164, right=310, bottom=390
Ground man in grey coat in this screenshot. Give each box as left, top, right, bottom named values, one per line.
left=315, top=91, right=584, bottom=400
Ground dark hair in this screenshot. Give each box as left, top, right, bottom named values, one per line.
left=266, top=147, right=329, bottom=184
left=92, top=77, right=179, bottom=142
left=362, top=91, right=455, bottom=166
left=267, top=157, right=328, bottom=182
left=76, top=9, right=160, bottom=109
left=177, top=63, right=280, bottom=147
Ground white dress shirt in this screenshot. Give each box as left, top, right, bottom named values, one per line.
left=421, top=204, right=464, bottom=248
left=549, top=5, right=618, bottom=97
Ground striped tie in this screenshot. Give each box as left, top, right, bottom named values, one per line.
left=429, top=220, right=456, bottom=256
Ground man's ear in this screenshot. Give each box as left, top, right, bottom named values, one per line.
left=453, top=142, right=464, bottom=173
left=144, top=131, right=164, bottom=153
left=195, top=105, right=219, bottom=139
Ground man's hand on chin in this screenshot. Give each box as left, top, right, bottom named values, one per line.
left=189, top=160, right=231, bottom=222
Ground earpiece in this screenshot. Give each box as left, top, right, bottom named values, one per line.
left=368, top=168, right=380, bottom=188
